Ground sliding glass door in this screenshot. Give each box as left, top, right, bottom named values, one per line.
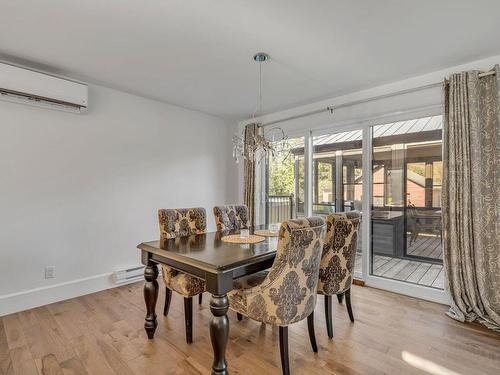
left=370, top=115, right=444, bottom=289
left=263, top=112, right=446, bottom=301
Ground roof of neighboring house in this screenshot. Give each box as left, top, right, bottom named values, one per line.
left=312, top=115, right=442, bottom=146
left=406, top=170, right=426, bottom=187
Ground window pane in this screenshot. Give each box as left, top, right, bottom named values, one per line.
left=433, top=161, right=442, bottom=185
left=432, top=186, right=442, bottom=208
left=316, top=161, right=334, bottom=205
left=267, top=137, right=305, bottom=222
left=313, top=156, right=336, bottom=214
left=342, top=150, right=363, bottom=211
left=406, top=162, right=426, bottom=207
left=312, top=130, right=363, bottom=276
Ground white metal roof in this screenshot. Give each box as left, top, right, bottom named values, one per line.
left=312, top=115, right=442, bottom=146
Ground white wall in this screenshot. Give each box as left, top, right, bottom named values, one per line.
left=0, top=84, right=237, bottom=315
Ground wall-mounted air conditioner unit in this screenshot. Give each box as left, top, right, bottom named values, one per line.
left=0, top=62, right=88, bottom=113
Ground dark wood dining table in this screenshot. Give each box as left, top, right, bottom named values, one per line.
left=137, top=226, right=278, bottom=375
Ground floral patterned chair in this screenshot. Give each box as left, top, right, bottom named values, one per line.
left=317, top=211, right=361, bottom=339
left=158, top=207, right=207, bottom=344
left=228, top=217, right=326, bottom=375
left=213, top=205, right=248, bottom=231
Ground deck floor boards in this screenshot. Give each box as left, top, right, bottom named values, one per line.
left=407, top=234, right=442, bottom=259
left=355, top=234, right=444, bottom=288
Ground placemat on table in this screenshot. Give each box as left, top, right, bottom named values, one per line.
left=254, top=229, right=279, bottom=237
left=221, top=234, right=265, bottom=244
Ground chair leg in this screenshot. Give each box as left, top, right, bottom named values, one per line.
left=279, top=326, right=290, bottom=375
left=345, top=288, right=354, bottom=322
left=307, top=312, right=318, bottom=353
left=199, top=293, right=203, bottom=305
left=163, top=287, right=172, bottom=316
left=184, top=297, right=193, bottom=344
left=337, top=293, right=344, bottom=304
left=324, top=295, right=333, bottom=339
left=237, top=313, right=243, bottom=321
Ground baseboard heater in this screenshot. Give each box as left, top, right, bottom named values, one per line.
left=114, top=266, right=145, bottom=284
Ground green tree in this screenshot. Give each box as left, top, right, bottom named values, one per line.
left=268, top=151, right=296, bottom=196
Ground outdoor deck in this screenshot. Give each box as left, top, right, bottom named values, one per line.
left=355, top=235, right=444, bottom=289
left=406, top=234, right=443, bottom=259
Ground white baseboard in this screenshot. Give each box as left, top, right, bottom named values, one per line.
left=0, top=272, right=138, bottom=317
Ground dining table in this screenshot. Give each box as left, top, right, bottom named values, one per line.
left=137, top=225, right=278, bottom=375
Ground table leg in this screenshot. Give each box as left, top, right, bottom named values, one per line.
left=210, top=294, right=229, bottom=375
left=143, top=261, right=159, bottom=339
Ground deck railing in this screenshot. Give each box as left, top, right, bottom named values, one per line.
left=267, top=195, right=294, bottom=224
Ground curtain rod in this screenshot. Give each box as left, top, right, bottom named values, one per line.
left=261, top=69, right=496, bottom=128
left=443, top=69, right=496, bottom=84
left=478, top=70, right=496, bottom=78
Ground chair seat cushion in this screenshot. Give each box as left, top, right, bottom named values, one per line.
left=228, top=270, right=316, bottom=327
left=162, top=265, right=205, bottom=297
left=228, top=282, right=263, bottom=321
left=228, top=270, right=277, bottom=325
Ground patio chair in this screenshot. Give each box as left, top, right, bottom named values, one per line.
left=407, top=204, right=442, bottom=244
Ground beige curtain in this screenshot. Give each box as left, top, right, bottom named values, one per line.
left=243, top=123, right=259, bottom=227
left=443, top=65, right=500, bottom=331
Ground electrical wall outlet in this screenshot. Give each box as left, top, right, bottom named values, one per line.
left=45, top=266, right=56, bottom=279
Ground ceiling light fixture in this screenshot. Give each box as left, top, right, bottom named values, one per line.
left=232, top=52, right=290, bottom=163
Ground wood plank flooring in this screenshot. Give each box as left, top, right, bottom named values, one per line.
left=1, top=282, right=499, bottom=375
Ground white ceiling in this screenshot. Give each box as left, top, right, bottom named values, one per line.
left=1, top=0, right=499, bottom=120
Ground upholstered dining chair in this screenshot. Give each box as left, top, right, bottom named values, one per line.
left=228, top=217, right=326, bottom=375
left=158, top=207, right=207, bottom=344
left=317, top=211, right=361, bottom=339
left=213, top=204, right=249, bottom=231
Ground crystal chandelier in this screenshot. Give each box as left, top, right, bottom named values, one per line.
left=232, top=52, right=290, bottom=163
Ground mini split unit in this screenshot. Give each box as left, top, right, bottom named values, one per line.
left=0, top=62, right=88, bottom=113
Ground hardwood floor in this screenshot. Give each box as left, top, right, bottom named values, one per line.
left=1, top=283, right=499, bottom=375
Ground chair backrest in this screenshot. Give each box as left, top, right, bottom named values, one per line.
left=249, top=217, right=325, bottom=326
left=158, top=207, right=207, bottom=239
left=213, top=205, right=248, bottom=231
left=317, top=211, right=361, bottom=296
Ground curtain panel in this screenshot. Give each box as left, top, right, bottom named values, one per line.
left=243, top=123, right=259, bottom=227
left=443, top=65, right=499, bottom=331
